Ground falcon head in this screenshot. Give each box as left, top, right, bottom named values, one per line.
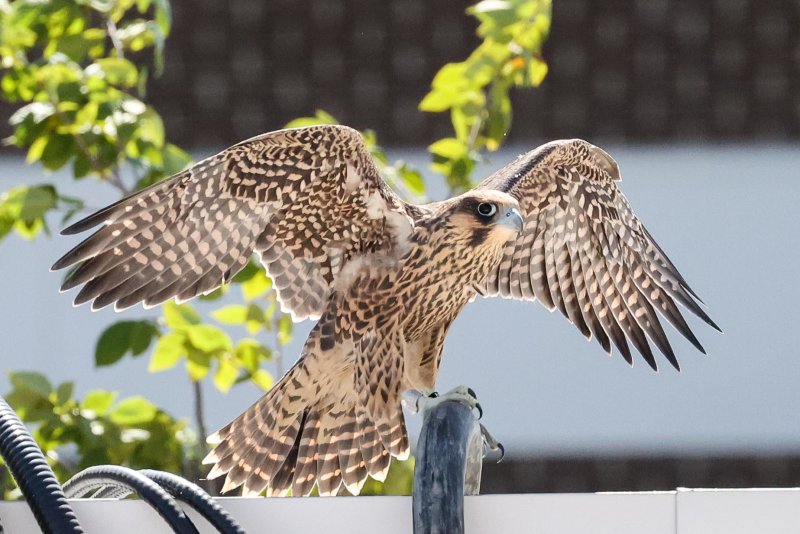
left=438, top=190, right=523, bottom=249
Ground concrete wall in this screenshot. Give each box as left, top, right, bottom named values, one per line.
left=0, top=143, right=798, bottom=459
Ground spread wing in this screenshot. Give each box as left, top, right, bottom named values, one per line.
left=476, top=139, right=720, bottom=371
left=52, top=125, right=413, bottom=320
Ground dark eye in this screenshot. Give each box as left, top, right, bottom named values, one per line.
left=476, top=202, right=497, bottom=218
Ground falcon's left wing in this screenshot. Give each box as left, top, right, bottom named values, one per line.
left=475, top=139, right=720, bottom=371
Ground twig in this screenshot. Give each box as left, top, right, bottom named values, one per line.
left=104, top=168, right=131, bottom=195
left=106, top=17, right=125, bottom=59
left=192, top=380, right=208, bottom=457
left=44, top=83, right=131, bottom=196
left=70, top=131, right=131, bottom=196
left=273, top=311, right=284, bottom=377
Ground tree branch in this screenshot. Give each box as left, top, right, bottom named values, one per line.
left=192, top=379, right=208, bottom=456
left=106, top=17, right=125, bottom=59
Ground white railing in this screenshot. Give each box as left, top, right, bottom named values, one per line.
left=1, top=489, right=799, bottom=533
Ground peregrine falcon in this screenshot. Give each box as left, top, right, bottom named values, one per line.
left=52, top=124, right=719, bottom=496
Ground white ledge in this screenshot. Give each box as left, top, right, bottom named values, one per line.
left=1, top=489, right=799, bottom=533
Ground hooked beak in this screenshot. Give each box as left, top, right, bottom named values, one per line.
left=496, top=207, right=524, bottom=234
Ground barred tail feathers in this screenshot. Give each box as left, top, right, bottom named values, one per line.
left=203, top=337, right=408, bottom=496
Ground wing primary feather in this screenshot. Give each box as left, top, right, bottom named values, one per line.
left=641, top=258, right=721, bottom=332
left=612, top=261, right=679, bottom=370
left=514, top=227, right=537, bottom=300
left=593, top=227, right=657, bottom=369
left=543, top=207, right=568, bottom=317
left=528, top=209, right=556, bottom=310
left=641, top=226, right=705, bottom=304
left=555, top=243, right=591, bottom=338
left=570, top=247, right=609, bottom=350
left=578, top=243, right=632, bottom=364
left=60, top=176, right=182, bottom=235
left=628, top=254, right=707, bottom=355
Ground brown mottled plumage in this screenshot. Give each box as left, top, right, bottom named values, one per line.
left=52, top=125, right=719, bottom=497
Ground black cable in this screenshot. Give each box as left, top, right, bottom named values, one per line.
left=86, top=469, right=245, bottom=533
left=0, top=396, right=83, bottom=533
left=88, top=485, right=130, bottom=499
left=63, top=465, right=199, bottom=534
left=140, top=470, right=246, bottom=534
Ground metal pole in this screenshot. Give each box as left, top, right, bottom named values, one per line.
left=412, top=399, right=483, bottom=534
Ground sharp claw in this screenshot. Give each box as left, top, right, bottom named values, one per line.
left=475, top=402, right=483, bottom=419
left=402, top=389, right=424, bottom=414
left=467, top=387, right=477, bottom=399
left=496, top=442, right=505, bottom=463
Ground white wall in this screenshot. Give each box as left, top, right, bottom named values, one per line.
left=0, top=143, right=798, bottom=458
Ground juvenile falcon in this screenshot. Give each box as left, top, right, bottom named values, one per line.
left=52, top=124, right=719, bottom=496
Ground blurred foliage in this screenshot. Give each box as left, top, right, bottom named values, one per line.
left=0, top=0, right=549, bottom=499
left=0, top=370, right=190, bottom=500
left=360, top=457, right=415, bottom=496
left=0, top=0, right=190, bottom=241
left=421, top=0, right=551, bottom=192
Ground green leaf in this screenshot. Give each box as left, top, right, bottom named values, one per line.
left=110, top=396, right=158, bottom=425
left=186, top=324, right=232, bottom=353
left=162, top=301, right=200, bottom=329
left=54, top=382, right=74, bottom=406
left=81, top=390, right=118, bottom=415
left=231, top=259, right=261, bottom=283
left=95, top=323, right=132, bottom=366
left=185, top=348, right=211, bottom=380
left=72, top=152, right=91, bottom=177
left=213, top=358, right=238, bottom=393
left=277, top=314, right=293, bottom=346
left=419, top=90, right=456, bottom=112
left=136, top=107, right=164, bottom=146
left=399, top=165, right=425, bottom=196
left=211, top=305, right=248, bottom=325
left=93, top=57, right=139, bottom=87
left=526, top=57, right=548, bottom=87
left=50, top=33, right=92, bottom=62
left=486, top=82, right=512, bottom=150
left=428, top=138, right=467, bottom=160
left=241, top=269, right=271, bottom=300
left=148, top=332, right=185, bottom=372
left=26, top=136, right=48, bottom=164
left=470, top=0, right=513, bottom=14
left=245, top=303, right=265, bottom=335
left=39, top=134, right=75, bottom=170
left=129, top=321, right=158, bottom=355
left=9, top=371, right=52, bottom=399
left=162, top=143, right=190, bottom=174
left=152, top=0, right=172, bottom=36
left=236, top=340, right=270, bottom=369
left=198, top=285, right=227, bottom=302
left=95, top=320, right=158, bottom=366
left=9, top=102, right=55, bottom=127
left=0, top=184, right=57, bottom=226
left=284, top=109, right=339, bottom=129
left=251, top=369, right=274, bottom=391
left=234, top=339, right=271, bottom=371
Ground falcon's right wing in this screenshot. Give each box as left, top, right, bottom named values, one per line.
left=52, top=125, right=413, bottom=321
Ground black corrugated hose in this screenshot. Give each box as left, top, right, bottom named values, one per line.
left=1, top=397, right=247, bottom=533
left=0, top=396, right=83, bottom=533
left=86, top=469, right=245, bottom=534
left=139, top=470, right=246, bottom=534
left=63, top=465, right=199, bottom=534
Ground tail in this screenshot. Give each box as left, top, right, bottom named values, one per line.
left=202, top=344, right=407, bottom=496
